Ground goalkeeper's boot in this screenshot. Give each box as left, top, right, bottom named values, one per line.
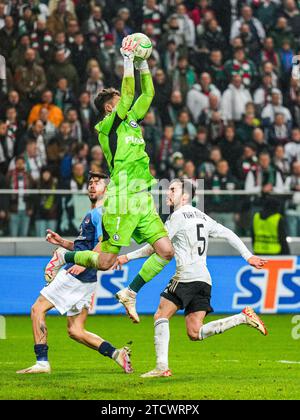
left=141, top=367, right=172, bottom=378
left=113, top=347, right=133, bottom=374
left=115, top=288, right=140, bottom=323
left=44, top=247, right=67, bottom=283
left=16, top=362, right=51, bottom=374
left=242, top=306, right=268, bottom=336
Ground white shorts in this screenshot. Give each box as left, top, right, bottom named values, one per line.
left=40, top=269, right=96, bottom=317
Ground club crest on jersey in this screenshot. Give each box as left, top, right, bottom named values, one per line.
left=113, top=234, right=120, bottom=241
left=129, top=120, right=138, bottom=128
left=85, top=217, right=90, bottom=224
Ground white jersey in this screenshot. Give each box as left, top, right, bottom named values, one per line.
left=165, top=205, right=252, bottom=285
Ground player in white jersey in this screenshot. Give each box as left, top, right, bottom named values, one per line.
left=113, top=179, right=268, bottom=377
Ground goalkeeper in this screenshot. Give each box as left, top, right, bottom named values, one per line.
left=45, top=36, right=174, bottom=319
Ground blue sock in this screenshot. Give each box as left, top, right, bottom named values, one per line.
left=34, top=344, right=48, bottom=362
left=98, top=341, right=116, bottom=359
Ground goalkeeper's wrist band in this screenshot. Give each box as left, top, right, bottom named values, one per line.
left=138, top=60, right=150, bottom=73
left=123, top=57, right=134, bottom=77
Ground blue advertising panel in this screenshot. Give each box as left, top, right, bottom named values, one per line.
left=0, top=256, right=300, bottom=314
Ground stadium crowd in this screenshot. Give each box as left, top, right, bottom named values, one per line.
left=1, top=0, right=300, bottom=237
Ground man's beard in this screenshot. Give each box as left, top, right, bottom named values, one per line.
left=89, top=196, right=97, bottom=204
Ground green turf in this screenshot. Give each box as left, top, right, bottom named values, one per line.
left=0, top=314, right=299, bottom=400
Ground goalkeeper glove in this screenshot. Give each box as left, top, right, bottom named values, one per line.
left=120, top=36, right=138, bottom=61
left=134, top=59, right=149, bottom=72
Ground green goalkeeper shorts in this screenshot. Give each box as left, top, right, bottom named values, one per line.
left=100, top=191, right=168, bottom=254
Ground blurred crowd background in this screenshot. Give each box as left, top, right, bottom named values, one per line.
left=1, top=0, right=300, bottom=237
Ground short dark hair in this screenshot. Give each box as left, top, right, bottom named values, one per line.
left=88, top=171, right=109, bottom=184
left=94, top=88, right=120, bottom=117
left=171, top=178, right=196, bottom=201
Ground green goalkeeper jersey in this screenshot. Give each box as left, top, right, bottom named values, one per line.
left=95, top=72, right=156, bottom=196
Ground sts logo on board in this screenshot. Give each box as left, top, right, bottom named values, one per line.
left=233, top=257, right=300, bottom=313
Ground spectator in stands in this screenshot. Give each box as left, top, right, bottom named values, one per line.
left=224, top=47, right=257, bottom=89
left=199, top=17, right=227, bottom=53
left=273, top=144, right=291, bottom=181
left=142, top=0, right=162, bottom=38
left=47, top=0, right=76, bottom=36
left=157, top=125, right=174, bottom=178
left=260, top=37, right=281, bottom=74
left=4, top=106, right=23, bottom=160
left=219, top=124, right=243, bottom=176
left=53, top=77, right=76, bottom=114
left=269, top=16, right=294, bottom=50
left=47, top=121, right=74, bottom=176
left=59, top=161, right=87, bottom=235
left=236, top=144, right=258, bottom=182
left=221, top=74, right=252, bottom=124
left=65, top=108, right=83, bottom=144
left=230, top=5, right=266, bottom=43
left=47, top=49, right=79, bottom=94
left=187, top=73, right=220, bottom=125
left=70, top=32, right=91, bottom=84
left=261, top=88, right=292, bottom=127
left=34, top=167, right=58, bottom=237
left=9, top=33, right=33, bottom=71
left=7, top=155, right=33, bottom=237
left=199, top=146, right=222, bottom=183
left=0, top=15, right=18, bottom=60
left=208, top=159, right=239, bottom=231
left=85, top=65, right=104, bottom=110
left=281, top=0, right=300, bottom=39
left=165, top=90, right=185, bottom=126
left=254, top=74, right=273, bottom=112
left=285, top=161, right=300, bottom=236
left=252, top=128, right=269, bottom=157
left=206, top=49, right=227, bottom=93
left=30, top=16, right=53, bottom=65
left=172, top=56, right=196, bottom=100
left=77, top=91, right=97, bottom=143
left=173, top=109, right=197, bottom=152
left=28, top=89, right=63, bottom=128
left=152, top=69, right=172, bottom=120
left=268, top=113, right=291, bottom=146
left=14, top=48, right=47, bottom=103
left=184, top=126, right=210, bottom=168
left=245, top=151, right=284, bottom=194
left=236, top=112, right=259, bottom=144
left=285, top=127, right=300, bottom=163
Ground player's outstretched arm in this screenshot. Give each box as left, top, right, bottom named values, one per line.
left=111, top=244, right=155, bottom=270
left=46, top=229, right=74, bottom=251
left=131, top=60, right=155, bottom=121
left=210, top=223, right=268, bottom=269
left=116, top=37, right=137, bottom=120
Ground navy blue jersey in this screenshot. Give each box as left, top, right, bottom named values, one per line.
left=65, top=206, right=103, bottom=283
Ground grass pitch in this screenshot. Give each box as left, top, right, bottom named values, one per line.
left=0, top=314, right=299, bottom=400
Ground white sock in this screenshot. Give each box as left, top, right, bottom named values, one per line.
left=154, top=318, right=169, bottom=370
left=37, top=361, right=50, bottom=366
left=199, top=313, right=246, bottom=340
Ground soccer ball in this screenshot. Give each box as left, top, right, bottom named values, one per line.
left=131, top=33, right=153, bottom=61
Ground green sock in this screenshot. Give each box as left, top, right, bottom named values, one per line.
left=65, top=250, right=99, bottom=269
left=129, top=274, right=146, bottom=293
left=129, top=253, right=170, bottom=293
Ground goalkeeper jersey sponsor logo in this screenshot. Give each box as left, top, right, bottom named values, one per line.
left=125, top=135, right=145, bottom=145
